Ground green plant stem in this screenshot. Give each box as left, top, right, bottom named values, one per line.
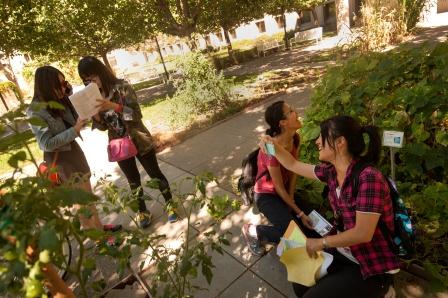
left=146, top=240, right=182, bottom=296
left=69, top=224, right=88, bottom=297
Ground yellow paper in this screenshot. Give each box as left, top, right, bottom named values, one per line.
left=283, top=220, right=307, bottom=247
left=279, top=221, right=324, bottom=286
left=280, top=247, right=324, bottom=287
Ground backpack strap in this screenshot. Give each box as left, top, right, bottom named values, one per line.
left=255, top=170, right=269, bottom=182
left=350, top=162, right=398, bottom=254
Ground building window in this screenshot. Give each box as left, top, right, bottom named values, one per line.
left=229, top=29, right=237, bottom=39
left=215, top=32, right=224, bottom=42
left=437, top=0, right=448, bottom=13
left=205, top=35, right=211, bottom=45
left=275, top=16, right=284, bottom=29
left=324, top=1, right=336, bottom=23
left=300, top=11, right=312, bottom=24
left=255, top=20, right=266, bottom=33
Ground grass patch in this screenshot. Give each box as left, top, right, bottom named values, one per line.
left=0, top=130, right=41, bottom=176
left=225, top=73, right=259, bottom=85
left=140, top=97, right=172, bottom=129
left=133, top=78, right=164, bottom=91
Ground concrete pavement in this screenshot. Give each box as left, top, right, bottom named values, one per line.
left=75, top=84, right=447, bottom=297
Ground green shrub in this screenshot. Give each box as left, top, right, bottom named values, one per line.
left=403, top=0, right=427, bottom=30
left=300, top=41, right=448, bottom=289
left=167, top=52, right=234, bottom=128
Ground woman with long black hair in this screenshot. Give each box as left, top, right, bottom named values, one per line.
left=260, top=115, right=399, bottom=298
left=77, top=56, right=175, bottom=229
left=242, top=100, right=313, bottom=256
left=27, top=65, right=121, bottom=234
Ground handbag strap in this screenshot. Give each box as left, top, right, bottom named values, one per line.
left=51, top=151, right=60, bottom=168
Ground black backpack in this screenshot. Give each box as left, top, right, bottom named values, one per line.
left=323, top=162, right=416, bottom=258
left=237, top=148, right=268, bottom=206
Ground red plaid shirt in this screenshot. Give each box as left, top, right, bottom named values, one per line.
left=314, top=160, right=400, bottom=278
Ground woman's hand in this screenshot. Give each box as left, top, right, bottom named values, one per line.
left=92, top=113, right=101, bottom=122
left=95, top=99, right=119, bottom=112
left=306, top=238, right=324, bottom=258
left=259, top=135, right=276, bottom=153
left=74, top=118, right=88, bottom=134
left=300, top=214, right=314, bottom=230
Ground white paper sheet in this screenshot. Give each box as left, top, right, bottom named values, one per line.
left=68, top=82, right=101, bottom=119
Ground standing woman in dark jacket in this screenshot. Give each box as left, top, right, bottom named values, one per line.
left=27, top=65, right=120, bottom=233
left=77, top=56, right=175, bottom=229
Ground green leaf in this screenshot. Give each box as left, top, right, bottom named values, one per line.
left=302, top=126, right=320, bottom=142
left=47, top=101, right=65, bottom=110
left=202, top=264, right=213, bottom=285
left=435, top=130, right=448, bottom=146
left=406, top=143, right=428, bottom=157
left=411, top=122, right=430, bottom=142
left=39, top=250, right=51, bottom=264
left=38, top=224, right=59, bottom=251
left=7, top=150, right=27, bottom=168
left=146, top=178, right=160, bottom=189
left=83, top=229, right=104, bottom=240
left=28, top=116, right=47, bottom=127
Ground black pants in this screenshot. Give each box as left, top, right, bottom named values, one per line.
left=293, top=252, right=393, bottom=298
left=117, top=149, right=172, bottom=212
left=254, top=193, right=318, bottom=244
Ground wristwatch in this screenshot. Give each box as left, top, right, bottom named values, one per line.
left=322, top=237, right=329, bottom=249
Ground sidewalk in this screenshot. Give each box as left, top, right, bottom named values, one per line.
left=75, top=85, right=447, bottom=297
left=71, top=26, right=448, bottom=297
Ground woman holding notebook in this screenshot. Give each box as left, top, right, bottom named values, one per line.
left=27, top=66, right=121, bottom=235
left=77, top=56, right=175, bottom=229
left=260, top=115, right=398, bottom=298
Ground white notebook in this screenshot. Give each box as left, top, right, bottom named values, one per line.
left=69, top=82, right=101, bottom=119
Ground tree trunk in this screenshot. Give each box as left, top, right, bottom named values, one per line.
left=101, top=53, right=114, bottom=74
left=187, top=35, right=197, bottom=51
left=154, top=36, right=169, bottom=81
left=0, top=57, right=23, bottom=100
left=283, top=11, right=289, bottom=49
left=311, top=8, right=319, bottom=27
left=223, top=28, right=238, bottom=64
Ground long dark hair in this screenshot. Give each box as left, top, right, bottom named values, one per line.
left=77, top=56, right=120, bottom=96
left=33, top=66, right=65, bottom=117
left=320, top=115, right=381, bottom=165
left=265, top=101, right=300, bottom=147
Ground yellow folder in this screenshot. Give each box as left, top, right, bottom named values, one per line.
left=279, top=221, right=324, bottom=286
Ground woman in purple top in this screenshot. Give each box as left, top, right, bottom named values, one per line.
left=242, top=101, right=313, bottom=256
left=261, top=115, right=399, bottom=298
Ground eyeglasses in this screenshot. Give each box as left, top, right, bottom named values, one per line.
left=82, top=79, right=92, bottom=86
left=60, top=80, right=68, bottom=88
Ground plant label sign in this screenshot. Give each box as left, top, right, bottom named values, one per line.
left=383, top=130, right=404, bottom=148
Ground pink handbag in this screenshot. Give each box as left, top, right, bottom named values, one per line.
left=107, top=136, right=138, bottom=162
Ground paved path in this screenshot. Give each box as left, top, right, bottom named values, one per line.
left=76, top=84, right=447, bottom=297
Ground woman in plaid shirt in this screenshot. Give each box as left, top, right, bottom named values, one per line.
left=261, top=115, right=399, bottom=298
